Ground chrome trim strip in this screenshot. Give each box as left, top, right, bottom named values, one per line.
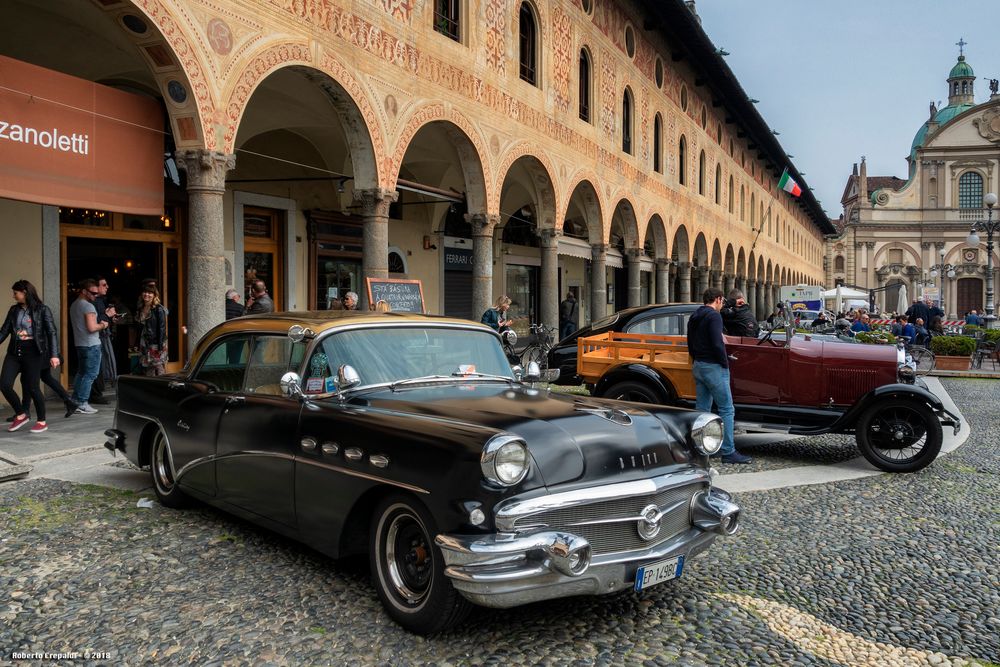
left=117, top=409, right=176, bottom=470
left=175, top=450, right=293, bottom=481
left=294, top=456, right=429, bottom=494
left=494, top=468, right=710, bottom=532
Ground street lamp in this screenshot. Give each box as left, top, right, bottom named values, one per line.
left=929, top=248, right=956, bottom=317
left=967, top=192, right=999, bottom=327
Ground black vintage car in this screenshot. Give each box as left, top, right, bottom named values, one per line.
left=106, top=312, right=740, bottom=634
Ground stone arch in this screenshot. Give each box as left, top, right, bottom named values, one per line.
left=672, top=225, right=691, bottom=263
left=710, top=239, right=722, bottom=272
left=692, top=233, right=709, bottom=268
left=643, top=214, right=668, bottom=259
left=564, top=170, right=607, bottom=244
left=872, top=242, right=921, bottom=268
left=736, top=248, right=747, bottom=280
left=494, top=143, right=560, bottom=228
left=766, top=260, right=773, bottom=285
left=757, top=257, right=766, bottom=283
left=724, top=244, right=736, bottom=275
left=223, top=44, right=384, bottom=190
left=610, top=198, right=640, bottom=249
left=391, top=104, right=492, bottom=214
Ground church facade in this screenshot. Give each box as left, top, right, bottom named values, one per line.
left=826, top=47, right=1000, bottom=321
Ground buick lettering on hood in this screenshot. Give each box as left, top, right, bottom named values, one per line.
left=105, top=312, right=739, bottom=634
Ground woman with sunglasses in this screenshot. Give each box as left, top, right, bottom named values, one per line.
left=136, top=284, right=168, bottom=376
left=0, top=280, right=64, bottom=433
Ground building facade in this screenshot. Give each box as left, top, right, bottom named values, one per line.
left=826, top=48, right=1000, bottom=319
left=1, top=0, right=829, bottom=380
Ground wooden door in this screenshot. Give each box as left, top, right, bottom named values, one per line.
left=956, top=278, right=982, bottom=317
left=243, top=207, right=284, bottom=311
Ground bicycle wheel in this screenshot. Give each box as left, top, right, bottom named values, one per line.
left=520, top=345, right=548, bottom=371
left=909, top=347, right=936, bottom=374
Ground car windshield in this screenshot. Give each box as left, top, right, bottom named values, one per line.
left=304, top=326, right=514, bottom=392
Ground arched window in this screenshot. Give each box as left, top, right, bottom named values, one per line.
left=728, top=175, right=734, bottom=213
left=750, top=194, right=756, bottom=228
left=678, top=135, right=687, bottom=185
left=740, top=185, right=745, bottom=220
left=653, top=113, right=662, bottom=173
left=518, top=3, right=538, bottom=85
left=698, top=151, right=706, bottom=194
left=954, top=82, right=960, bottom=95
left=959, top=171, right=984, bottom=208
left=962, top=81, right=968, bottom=94
left=578, top=49, right=591, bottom=122
left=622, top=88, right=633, bottom=154
left=834, top=255, right=845, bottom=271
left=715, top=164, right=721, bottom=204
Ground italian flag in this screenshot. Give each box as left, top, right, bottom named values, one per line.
left=778, top=168, right=802, bottom=197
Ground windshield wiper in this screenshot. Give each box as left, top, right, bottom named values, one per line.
left=390, top=375, right=454, bottom=391
left=451, top=371, right=515, bottom=384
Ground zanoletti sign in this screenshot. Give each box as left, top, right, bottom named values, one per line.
left=0, top=56, right=163, bottom=214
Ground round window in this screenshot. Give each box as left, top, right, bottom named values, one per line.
left=701, top=106, right=707, bottom=129
left=581, top=0, right=593, bottom=15
left=654, top=57, right=664, bottom=89
left=624, top=25, right=635, bottom=59
left=680, top=85, right=688, bottom=112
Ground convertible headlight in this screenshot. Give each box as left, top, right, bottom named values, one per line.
left=691, top=413, right=724, bottom=456
left=481, top=435, right=529, bottom=486
left=897, top=363, right=916, bottom=384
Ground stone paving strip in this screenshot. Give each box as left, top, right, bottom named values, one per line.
left=0, top=378, right=996, bottom=665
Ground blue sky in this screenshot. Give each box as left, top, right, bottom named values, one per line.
left=695, top=0, right=1000, bottom=219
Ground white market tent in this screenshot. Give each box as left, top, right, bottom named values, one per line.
left=821, top=286, right=870, bottom=314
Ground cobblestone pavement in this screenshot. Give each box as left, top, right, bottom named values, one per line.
left=0, top=379, right=997, bottom=666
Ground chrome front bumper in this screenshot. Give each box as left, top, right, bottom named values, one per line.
left=435, top=486, right=739, bottom=608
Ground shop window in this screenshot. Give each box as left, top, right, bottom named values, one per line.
left=59, top=208, right=111, bottom=228
left=518, top=3, right=538, bottom=86
left=123, top=213, right=177, bottom=232
left=434, top=0, right=460, bottom=41
left=505, top=264, right=539, bottom=336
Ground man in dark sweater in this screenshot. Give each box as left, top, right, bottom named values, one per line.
left=225, top=289, right=243, bottom=320
left=686, top=287, right=751, bottom=464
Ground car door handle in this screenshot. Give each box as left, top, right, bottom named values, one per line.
left=225, top=396, right=246, bottom=405
left=168, top=380, right=185, bottom=390
left=728, top=354, right=739, bottom=361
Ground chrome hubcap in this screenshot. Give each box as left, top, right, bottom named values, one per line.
left=153, top=434, right=174, bottom=492
left=385, top=512, right=432, bottom=606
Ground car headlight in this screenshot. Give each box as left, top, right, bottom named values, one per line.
left=691, top=413, right=724, bottom=456
left=481, top=435, right=529, bottom=486
left=897, top=363, right=916, bottom=384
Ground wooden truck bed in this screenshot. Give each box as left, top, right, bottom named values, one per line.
left=577, top=331, right=697, bottom=400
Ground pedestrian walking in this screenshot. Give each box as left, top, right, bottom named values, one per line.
left=136, top=285, right=168, bottom=376
left=88, top=276, right=119, bottom=405
left=70, top=279, right=108, bottom=415
left=0, top=280, right=73, bottom=433
left=559, top=292, right=578, bottom=340
left=225, top=288, right=243, bottom=320
left=686, top=287, right=751, bottom=464
left=245, top=279, right=274, bottom=314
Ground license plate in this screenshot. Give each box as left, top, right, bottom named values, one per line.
left=634, top=555, right=684, bottom=591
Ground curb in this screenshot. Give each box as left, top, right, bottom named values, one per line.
left=0, top=449, right=33, bottom=482
left=716, top=376, right=969, bottom=494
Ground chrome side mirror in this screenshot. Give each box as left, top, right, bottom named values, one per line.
left=524, top=361, right=541, bottom=382
left=287, top=325, right=315, bottom=343
left=280, top=371, right=303, bottom=399
left=337, top=364, right=361, bottom=391
left=511, top=364, right=524, bottom=381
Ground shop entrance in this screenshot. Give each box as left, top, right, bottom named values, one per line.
left=62, top=215, right=185, bottom=380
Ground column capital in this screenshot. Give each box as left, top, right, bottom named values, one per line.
left=355, top=188, right=398, bottom=217
left=466, top=212, right=501, bottom=236
left=864, top=241, right=876, bottom=249
left=746, top=279, right=756, bottom=287
left=934, top=241, right=946, bottom=251
left=625, top=247, right=643, bottom=260
left=176, top=150, right=235, bottom=194
left=539, top=227, right=561, bottom=248
left=655, top=258, right=671, bottom=269
left=920, top=242, right=932, bottom=250
left=678, top=261, right=692, bottom=270
left=591, top=243, right=608, bottom=256
left=723, top=272, right=735, bottom=281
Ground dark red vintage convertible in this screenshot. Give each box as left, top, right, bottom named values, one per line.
left=551, top=304, right=961, bottom=473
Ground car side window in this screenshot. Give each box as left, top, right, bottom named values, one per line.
left=192, top=335, right=252, bottom=392
left=245, top=336, right=306, bottom=395
left=626, top=314, right=689, bottom=336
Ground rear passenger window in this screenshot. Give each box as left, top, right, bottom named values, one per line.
left=193, top=336, right=251, bottom=391
left=626, top=314, right=689, bottom=336
left=245, top=336, right=306, bottom=395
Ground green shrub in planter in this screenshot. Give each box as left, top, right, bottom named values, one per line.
left=855, top=331, right=896, bottom=345
left=983, top=329, right=1000, bottom=344
left=929, top=335, right=976, bottom=357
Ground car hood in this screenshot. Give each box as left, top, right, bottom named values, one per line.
left=350, top=382, right=699, bottom=487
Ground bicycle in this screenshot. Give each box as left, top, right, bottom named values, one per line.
left=519, top=323, right=556, bottom=371
left=898, top=335, right=936, bottom=374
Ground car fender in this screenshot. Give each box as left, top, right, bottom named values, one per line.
left=829, top=383, right=947, bottom=430
left=593, top=364, right=675, bottom=404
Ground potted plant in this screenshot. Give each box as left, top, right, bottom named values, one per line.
left=929, top=335, right=976, bottom=370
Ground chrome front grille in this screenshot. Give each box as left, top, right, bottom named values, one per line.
left=511, top=484, right=702, bottom=556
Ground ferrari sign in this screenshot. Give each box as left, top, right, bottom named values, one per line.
left=0, top=55, right=163, bottom=214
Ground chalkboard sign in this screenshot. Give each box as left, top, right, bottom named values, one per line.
left=366, top=277, right=425, bottom=313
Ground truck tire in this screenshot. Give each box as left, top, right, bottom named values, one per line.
left=855, top=398, right=942, bottom=473
left=601, top=380, right=665, bottom=405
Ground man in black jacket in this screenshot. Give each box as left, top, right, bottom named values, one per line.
left=720, top=289, right=759, bottom=337
left=687, top=287, right=751, bottom=464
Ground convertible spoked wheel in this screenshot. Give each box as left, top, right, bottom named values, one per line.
left=855, top=399, right=942, bottom=473
left=370, top=495, right=471, bottom=634
left=150, top=429, right=189, bottom=508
